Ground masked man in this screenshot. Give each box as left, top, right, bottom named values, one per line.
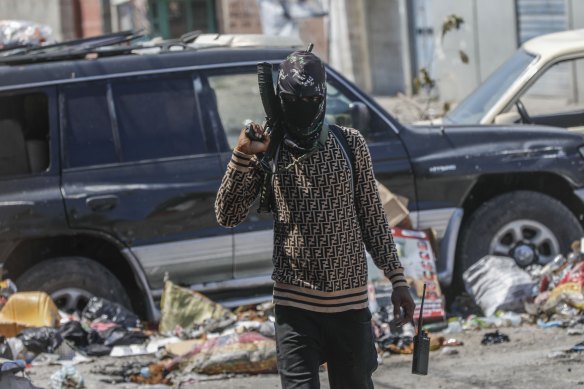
left=215, top=49, right=415, bottom=389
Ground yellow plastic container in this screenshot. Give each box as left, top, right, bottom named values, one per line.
left=0, top=291, right=60, bottom=337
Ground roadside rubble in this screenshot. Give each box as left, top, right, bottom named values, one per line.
left=0, top=188, right=581, bottom=387
left=0, top=241, right=581, bottom=387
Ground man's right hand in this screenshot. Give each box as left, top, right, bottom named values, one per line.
left=235, top=122, right=270, bottom=155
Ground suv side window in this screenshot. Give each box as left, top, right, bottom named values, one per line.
left=61, top=82, right=117, bottom=168
left=112, top=74, right=204, bottom=161
left=0, top=91, right=51, bottom=176
left=326, top=77, right=398, bottom=143
left=200, top=66, right=398, bottom=151
left=200, top=68, right=265, bottom=150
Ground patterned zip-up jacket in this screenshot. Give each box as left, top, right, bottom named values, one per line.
left=215, top=126, right=407, bottom=313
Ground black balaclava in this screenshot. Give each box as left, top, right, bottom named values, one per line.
left=277, top=50, right=326, bottom=153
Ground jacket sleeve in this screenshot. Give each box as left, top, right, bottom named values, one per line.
left=215, top=149, right=264, bottom=227
left=349, top=129, right=408, bottom=289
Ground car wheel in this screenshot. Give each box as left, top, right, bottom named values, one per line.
left=458, top=190, right=583, bottom=273
left=16, top=256, right=132, bottom=313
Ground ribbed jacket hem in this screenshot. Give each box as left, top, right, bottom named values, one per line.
left=273, top=282, right=369, bottom=313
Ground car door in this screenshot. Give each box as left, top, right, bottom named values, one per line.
left=0, top=87, right=66, bottom=254
left=325, top=68, right=416, bottom=211
left=60, top=73, right=232, bottom=290
left=196, top=67, right=275, bottom=281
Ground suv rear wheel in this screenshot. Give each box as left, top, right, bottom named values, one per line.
left=16, top=256, right=131, bottom=313
left=458, top=190, right=583, bottom=273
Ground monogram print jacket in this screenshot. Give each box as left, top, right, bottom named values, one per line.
left=215, top=126, right=407, bottom=313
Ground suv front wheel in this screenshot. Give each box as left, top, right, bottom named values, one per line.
left=458, top=190, right=584, bottom=273
left=16, top=256, right=132, bottom=313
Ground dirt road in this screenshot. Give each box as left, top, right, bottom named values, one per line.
left=25, top=325, right=583, bottom=389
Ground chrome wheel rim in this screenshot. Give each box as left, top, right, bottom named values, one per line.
left=489, top=219, right=559, bottom=266
left=51, top=288, right=93, bottom=313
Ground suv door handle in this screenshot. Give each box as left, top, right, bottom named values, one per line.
left=86, top=195, right=119, bottom=212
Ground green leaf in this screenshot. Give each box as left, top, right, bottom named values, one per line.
left=442, top=101, right=451, bottom=114
left=441, top=14, right=464, bottom=39
left=420, top=68, right=435, bottom=88
left=459, top=50, right=469, bottom=64
left=413, top=77, right=421, bottom=95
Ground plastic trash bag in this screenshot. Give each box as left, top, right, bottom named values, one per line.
left=0, top=336, right=14, bottom=360
left=463, top=256, right=536, bottom=317
left=0, top=279, right=17, bottom=309
left=57, top=321, right=89, bottom=348
left=542, top=282, right=584, bottom=314
left=16, top=327, right=62, bottom=355
left=100, top=326, right=148, bottom=347
left=481, top=330, right=510, bottom=345
left=50, top=365, right=84, bottom=389
left=0, top=360, right=25, bottom=374
left=81, top=297, right=140, bottom=328
left=0, top=373, right=43, bottom=389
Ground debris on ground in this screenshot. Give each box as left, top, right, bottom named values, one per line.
left=0, top=291, right=60, bottom=337
left=0, top=359, right=42, bottom=389
left=480, top=330, right=510, bottom=345
left=49, top=364, right=84, bottom=389
left=0, top=235, right=581, bottom=385
left=158, top=279, right=237, bottom=337
left=463, top=256, right=535, bottom=317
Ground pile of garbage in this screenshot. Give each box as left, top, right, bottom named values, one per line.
left=0, top=277, right=280, bottom=387
left=0, top=232, right=581, bottom=387
left=462, top=240, right=584, bottom=328
left=366, top=234, right=584, bottom=361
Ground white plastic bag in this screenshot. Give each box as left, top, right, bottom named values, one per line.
left=0, top=20, right=53, bottom=47
left=463, top=256, right=535, bottom=316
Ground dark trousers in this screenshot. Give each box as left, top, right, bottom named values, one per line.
left=274, top=305, right=378, bottom=389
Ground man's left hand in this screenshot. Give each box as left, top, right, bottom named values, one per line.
left=391, top=286, right=416, bottom=326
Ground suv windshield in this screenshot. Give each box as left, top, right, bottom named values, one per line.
left=445, top=49, right=537, bottom=124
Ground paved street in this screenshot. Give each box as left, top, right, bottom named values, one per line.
left=26, top=325, right=584, bottom=388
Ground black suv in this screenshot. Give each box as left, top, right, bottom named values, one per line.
left=1, top=32, right=584, bottom=320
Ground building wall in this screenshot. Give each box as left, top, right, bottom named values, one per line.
left=217, top=0, right=262, bottom=34
left=476, top=0, right=517, bottom=80
left=328, top=0, right=354, bottom=83
left=569, top=0, right=584, bottom=28
left=344, top=0, right=371, bottom=92
left=0, top=0, right=72, bottom=41
left=366, top=0, right=407, bottom=95
left=217, top=0, right=327, bottom=60
left=79, top=0, right=104, bottom=37
left=431, top=0, right=517, bottom=103
left=298, top=17, right=327, bottom=61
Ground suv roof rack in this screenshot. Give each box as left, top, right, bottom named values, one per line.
left=0, top=30, right=145, bottom=65
left=0, top=30, right=303, bottom=66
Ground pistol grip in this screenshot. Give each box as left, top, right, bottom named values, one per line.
left=245, top=125, right=264, bottom=142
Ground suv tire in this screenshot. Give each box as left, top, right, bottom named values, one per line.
left=458, top=190, right=583, bottom=273
left=16, top=256, right=131, bottom=313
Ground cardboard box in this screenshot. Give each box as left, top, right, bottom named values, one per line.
left=368, top=228, right=446, bottom=323
left=376, top=181, right=410, bottom=228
